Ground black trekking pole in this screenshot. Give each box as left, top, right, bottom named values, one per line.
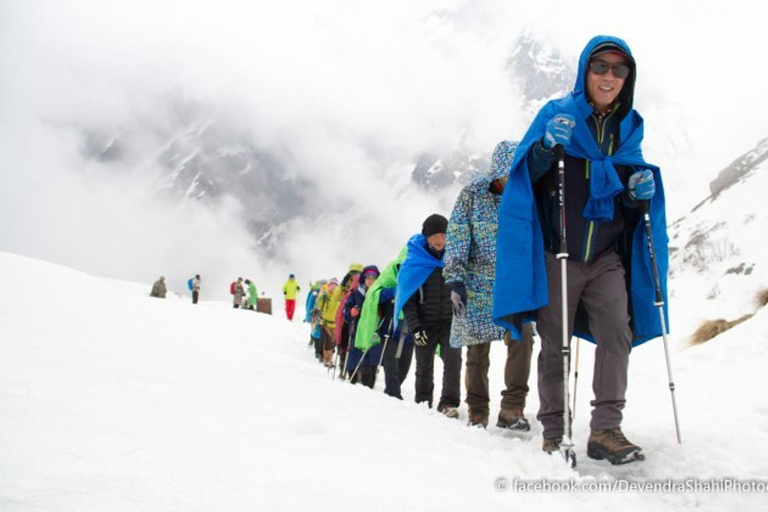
left=341, top=318, right=357, bottom=381
left=395, top=332, right=405, bottom=359
left=641, top=201, right=682, bottom=444
left=555, top=144, right=577, bottom=468
left=572, top=336, right=582, bottom=420
left=372, top=317, right=395, bottom=389
left=350, top=348, right=370, bottom=383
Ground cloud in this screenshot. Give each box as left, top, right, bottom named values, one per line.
left=1, top=0, right=767, bottom=299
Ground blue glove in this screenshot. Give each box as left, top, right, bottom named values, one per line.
left=450, top=283, right=467, bottom=318
left=628, top=169, right=655, bottom=201
left=543, top=114, right=576, bottom=149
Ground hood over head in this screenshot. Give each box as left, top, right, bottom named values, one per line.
left=469, top=140, right=519, bottom=190
left=361, top=265, right=380, bottom=279
left=574, top=35, right=636, bottom=120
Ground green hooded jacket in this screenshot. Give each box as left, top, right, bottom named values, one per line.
left=248, top=282, right=258, bottom=307
left=354, top=246, right=407, bottom=351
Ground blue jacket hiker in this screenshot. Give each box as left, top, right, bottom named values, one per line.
left=396, top=215, right=462, bottom=418
left=306, top=280, right=324, bottom=360
left=493, top=35, right=668, bottom=464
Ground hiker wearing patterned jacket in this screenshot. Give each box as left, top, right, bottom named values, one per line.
left=493, top=35, right=669, bottom=465
left=395, top=214, right=462, bottom=419
left=444, top=140, right=535, bottom=430
left=233, top=278, right=246, bottom=309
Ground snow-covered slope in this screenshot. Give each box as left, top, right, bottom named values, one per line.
left=1, top=251, right=766, bottom=511
left=668, top=142, right=768, bottom=337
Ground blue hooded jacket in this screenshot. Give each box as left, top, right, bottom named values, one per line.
left=394, top=233, right=445, bottom=325
left=493, top=35, right=669, bottom=346
left=305, top=285, right=322, bottom=339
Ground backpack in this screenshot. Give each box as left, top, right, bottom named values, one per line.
left=230, top=281, right=236, bottom=295
left=187, top=278, right=194, bottom=291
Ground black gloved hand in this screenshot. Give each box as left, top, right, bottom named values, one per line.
left=412, top=328, right=429, bottom=347
left=451, top=283, right=467, bottom=318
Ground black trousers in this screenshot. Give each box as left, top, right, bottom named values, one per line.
left=414, top=323, right=462, bottom=409
left=192, top=291, right=199, bottom=304
left=382, top=335, right=414, bottom=399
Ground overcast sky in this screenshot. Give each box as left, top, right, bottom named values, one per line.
left=1, top=0, right=766, bottom=299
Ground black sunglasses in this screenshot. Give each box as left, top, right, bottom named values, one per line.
left=589, top=59, right=631, bottom=79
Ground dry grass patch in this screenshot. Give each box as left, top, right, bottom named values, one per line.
left=755, top=287, right=768, bottom=309
left=689, top=314, right=753, bottom=346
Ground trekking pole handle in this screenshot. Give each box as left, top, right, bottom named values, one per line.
left=554, top=144, right=568, bottom=258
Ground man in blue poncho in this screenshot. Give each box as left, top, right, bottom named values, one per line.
left=493, top=36, right=668, bottom=465
left=395, top=214, right=462, bottom=418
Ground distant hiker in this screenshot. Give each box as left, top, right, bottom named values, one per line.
left=282, top=274, right=301, bottom=321
left=444, top=140, right=534, bottom=430
left=310, top=282, right=328, bottom=360
left=191, top=275, right=201, bottom=304
left=494, top=36, right=668, bottom=464
left=344, top=265, right=384, bottom=387
left=245, top=279, right=258, bottom=310
left=150, top=276, right=167, bottom=298
left=356, top=249, right=414, bottom=399
left=333, top=265, right=363, bottom=379
left=305, top=281, right=321, bottom=325
left=305, top=280, right=325, bottom=354
left=314, top=277, right=342, bottom=367
left=233, top=277, right=246, bottom=309
left=395, top=214, right=462, bottom=418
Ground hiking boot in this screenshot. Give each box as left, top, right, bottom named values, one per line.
left=587, top=428, right=645, bottom=465
left=542, top=437, right=562, bottom=454
left=437, top=404, right=460, bottom=419
left=497, top=408, right=530, bottom=432
left=467, top=410, right=489, bottom=428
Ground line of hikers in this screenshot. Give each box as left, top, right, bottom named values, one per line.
left=303, top=36, right=669, bottom=467
left=149, top=273, right=301, bottom=319
left=150, top=274, right=265, bottom=311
